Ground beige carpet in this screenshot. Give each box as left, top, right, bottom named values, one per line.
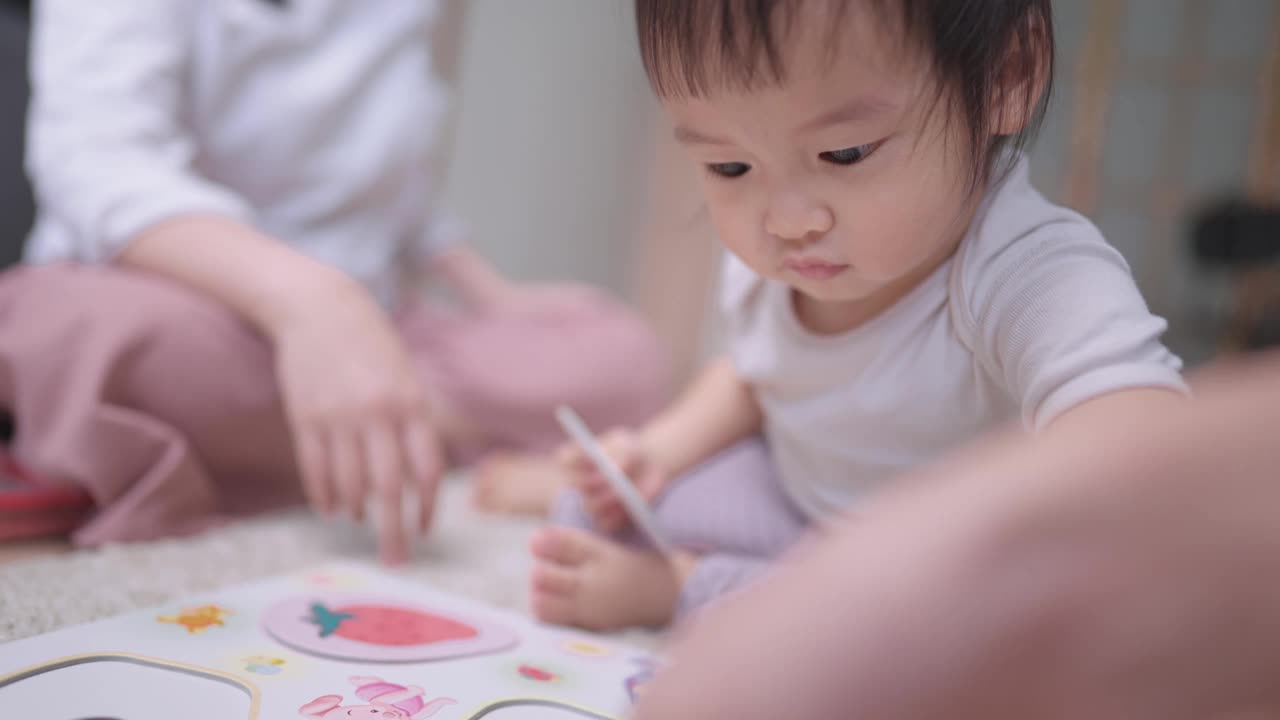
left=0, top=479, right=662, bottom=650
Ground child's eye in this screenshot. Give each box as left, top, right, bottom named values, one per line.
left=819, top=142, right=878, bottom=166
left=706, top=162, right=751, bottom=179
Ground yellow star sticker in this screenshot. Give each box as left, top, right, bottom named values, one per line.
left=157, top=604, right=232, bottom=634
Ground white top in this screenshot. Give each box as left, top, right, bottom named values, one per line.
left=723, top=159, right=1186, bottom=519
left=24, top=0, right=454, bottom=305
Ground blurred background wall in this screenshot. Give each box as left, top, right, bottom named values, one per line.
left=1029, top=0, right=1280, bottom=365
left=1, top=0, right=1276, bottom=380
left=441, top=0, right=1279, bottom=379
left=441, top=1, right=657, bottom=294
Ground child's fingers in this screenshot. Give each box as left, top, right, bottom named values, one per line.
left=593, top=504, right=626, bottom=533
left=363, top=421, right=408, bottom=566
left=555, top=442, right=584, bottom=468
left=402, top=417, right=442, bottom=535
left=583, top=492, right=627, bottom=531
left=576, top=471, right=611, bottom=496
left=583, top=489, right=613, bottom=515
left=600, top=429, right=640, bottom=467
left=559, top=427, right=642, bottom=493
left=296, top=426, right=331, bottom=515
left=579, top=462, right=640, bottom=531
left=580, top=475, right=622, bottom=509
left=582, top=489, right=609, bottom=513
left=637, top=467, right=669, bottom=503
left=329, top=426, right=367, bottom=523
left=556, top=445, right=601, bottom=492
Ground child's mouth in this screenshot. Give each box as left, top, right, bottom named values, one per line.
left=785, top=258, right=850, bottom=280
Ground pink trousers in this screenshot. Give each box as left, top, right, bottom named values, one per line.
left=0, top=264, right=669, bottom=546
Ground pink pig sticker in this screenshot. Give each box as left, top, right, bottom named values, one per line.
left=298, top=676, right=456, bottom=719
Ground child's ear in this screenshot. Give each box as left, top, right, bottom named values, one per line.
left=992, top=13, right=1051, bottom=137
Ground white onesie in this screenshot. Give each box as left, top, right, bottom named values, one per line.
left=722, top=158, right=1187, bottom=519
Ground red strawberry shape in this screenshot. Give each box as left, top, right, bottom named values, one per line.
left=518, top=665, right=557, bottom=682
left=306, top=602, right=478, bottom=646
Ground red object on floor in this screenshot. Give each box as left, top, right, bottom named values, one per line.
left=518, top=665, right=558, bottom=682
left=0, top=450, right=94, bottom=541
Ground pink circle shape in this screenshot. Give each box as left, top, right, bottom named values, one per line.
left=262, top=594, right=519, bottom=663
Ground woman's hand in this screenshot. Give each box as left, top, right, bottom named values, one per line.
left=274, top=281, right=445, bottom=565
left=120, top=214, right=446, bottom=566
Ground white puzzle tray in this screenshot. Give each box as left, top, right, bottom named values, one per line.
left=0, top=562, right=658, bottom=719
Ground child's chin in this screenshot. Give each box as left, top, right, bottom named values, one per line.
left=796, top=282, right=873, bottom=303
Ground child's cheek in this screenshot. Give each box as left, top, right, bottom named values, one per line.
left=871, top=195, right=937, bottom=262
left=704, top=196, right=754, bottom=244
left=715, top=216, right=762, bottom=264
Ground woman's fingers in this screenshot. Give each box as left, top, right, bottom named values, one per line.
left=403, top=415, right=444, bottom=535
left=329, top=426, right=367, bottom=523
left=364, top=420, right=409, bottom=565
left=295, top=425, right=332, bottom=516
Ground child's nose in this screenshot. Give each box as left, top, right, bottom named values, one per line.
left=764, top=192, right=833, bottom=242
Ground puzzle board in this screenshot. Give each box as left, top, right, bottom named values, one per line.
left=0, top=563, right=659, bottom=719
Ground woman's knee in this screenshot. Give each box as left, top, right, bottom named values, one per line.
left=552, top=293, right=671, bottom=424
left=438, top=290, right=671, bottom=428
left=5, top=264, right=277, bottom=420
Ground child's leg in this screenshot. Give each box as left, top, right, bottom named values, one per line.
left=0, top=264, right=300, bottom=545
left=531, top=438, right=809, bottom=630
left=397, top=288, right=670, bottom=514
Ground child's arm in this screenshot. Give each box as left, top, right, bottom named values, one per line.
left=1045, top=387, right=1183, bottom=435
left=959, top=223, right=1189, bottom=433
left=641, top=356, right=762, bottom=479
left=632, top=357, right=1280, bottom=720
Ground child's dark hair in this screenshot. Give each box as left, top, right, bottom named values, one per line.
left=635, top=0, right=1054, bottom=190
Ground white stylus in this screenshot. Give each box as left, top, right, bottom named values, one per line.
left=554, top=405, right=675, bottom=556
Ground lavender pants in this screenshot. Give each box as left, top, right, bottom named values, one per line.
left=552, top=438, right=811, bottom=618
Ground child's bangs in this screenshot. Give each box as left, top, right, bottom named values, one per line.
left=637, top=0, right=1056, bottom=190
left=636, top=0, right=856, bottom=99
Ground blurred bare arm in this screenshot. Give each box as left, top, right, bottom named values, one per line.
left=637, top=355, right=1280, bottom=720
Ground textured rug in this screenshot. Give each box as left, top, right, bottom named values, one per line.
left=0, top=479, right=662, bottom=650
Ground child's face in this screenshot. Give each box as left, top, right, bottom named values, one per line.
left=663, top=5, right=979, bottom=311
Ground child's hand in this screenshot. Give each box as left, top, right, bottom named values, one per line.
left=273, top=284, right=445, bottom=565
left=558, top=428, right=670, bottom=534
